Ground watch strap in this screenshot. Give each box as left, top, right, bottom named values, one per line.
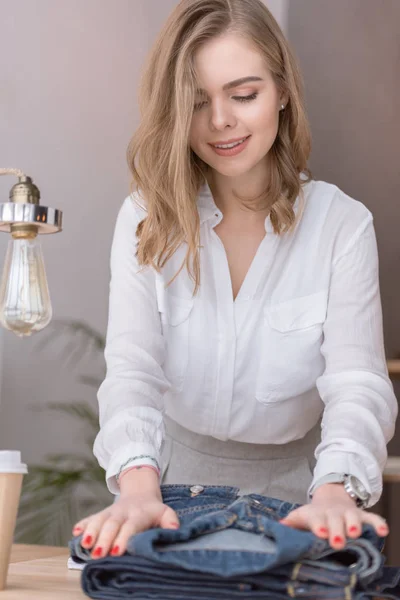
left=308, top=473, right=346, bottom=498
left=309, top=472, right=370, bottom=508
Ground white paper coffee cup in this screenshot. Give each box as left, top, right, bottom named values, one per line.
left=0, top=450, right=28, bottom=590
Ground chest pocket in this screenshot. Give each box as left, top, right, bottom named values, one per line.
left=255, top=290, right=328, bottom=404
left=159, top=294, right=194, bottom=392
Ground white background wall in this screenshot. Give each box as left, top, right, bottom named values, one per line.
left=0, top=0, right=288, bottom=462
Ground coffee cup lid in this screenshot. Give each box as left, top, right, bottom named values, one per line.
left=0, top=451, right=28, bottom=474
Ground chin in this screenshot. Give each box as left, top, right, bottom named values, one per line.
left=211, top=161, right=255, bottom=178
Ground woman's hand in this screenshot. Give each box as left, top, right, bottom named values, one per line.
left=279, top=483, right=389, bottom=550
left=72, top=491, right=180, bottom=560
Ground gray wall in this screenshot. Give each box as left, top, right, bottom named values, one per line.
left=1, top=0, right=399, bottom=562
left=287, top=0, right=400, bottom=563
left=0, top=0, right=287, bottom=461
left=288, top=0, right=400, bottom=357
left=0, top=0, right=176, bottom=462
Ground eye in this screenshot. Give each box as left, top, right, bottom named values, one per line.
left=232, top=93, right=258, bottom=103
left=193, top=92, right=258, bottom=111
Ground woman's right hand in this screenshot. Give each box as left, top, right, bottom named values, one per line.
left=72, top=491, right=180, bottom=559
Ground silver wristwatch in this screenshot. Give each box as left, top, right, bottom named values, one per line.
left=310, top=473, right=371, bottom=509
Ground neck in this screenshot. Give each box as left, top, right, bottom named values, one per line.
left=206, top=161, right=271, bottom=221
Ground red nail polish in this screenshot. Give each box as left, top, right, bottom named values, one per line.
left=83, top=535, right=93, bottom=545
left=73, top=527, right=82, bottom=534
left=319, top=527, right=328, bottom=534
left=378, top=525, right=389, bottom=533
left=169, top=522, right=179, bottom=528
left=111, top=546, right=119, bottom=556
left=333, top=536, right=344, bottom=544
left=93, top=547, right=103, bottom=557
left=349, top=526, right=358, bottom=533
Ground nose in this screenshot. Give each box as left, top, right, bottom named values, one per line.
left=209, top=98, right=237, bottom=131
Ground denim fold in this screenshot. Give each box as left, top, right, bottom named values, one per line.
left=69, top=484, right=398, bottom=600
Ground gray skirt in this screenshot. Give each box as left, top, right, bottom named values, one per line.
left=161, top=414, right=322, bottom=505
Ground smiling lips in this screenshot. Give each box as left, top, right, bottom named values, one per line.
left=209, top=135, right=251, bottom=156
left=210, top=136, right=250, bottom=148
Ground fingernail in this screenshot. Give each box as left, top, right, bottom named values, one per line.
left=111, top=546, right=119, bottom=556
left=349, top=526, right=359, bottom=533
left=333, top=536, right=344, bottom=544
left=92, top=547, right=103, bottom=557
left=73, top=527, right=82, bottom=534
left=319, top=527, right=328, bottom=534
left=169, top=522, right=179, bottom=528
left=83, top=535, right=93, bottom=546
left=378, top=525, right=389, bottom=534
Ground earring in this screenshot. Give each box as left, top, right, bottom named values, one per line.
left=281, top=104, right=285, bottom=110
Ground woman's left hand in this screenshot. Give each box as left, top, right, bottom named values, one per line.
left=279, top=483, right=389, bottom=550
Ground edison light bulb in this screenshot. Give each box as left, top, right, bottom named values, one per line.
left=0, top=234, right=52, bottom=337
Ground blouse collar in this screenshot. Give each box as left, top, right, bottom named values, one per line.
left=196, top=177, right=309, bottom=234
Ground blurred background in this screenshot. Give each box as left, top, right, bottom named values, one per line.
left=0, top=0, right=399, bottom=561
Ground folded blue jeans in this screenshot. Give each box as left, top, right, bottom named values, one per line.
left=69, top=485, right=397, bottom=600
left=71, top=556, right=400, bottom=599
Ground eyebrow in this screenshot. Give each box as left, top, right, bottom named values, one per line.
left=196, top=76, right=264, bottom=94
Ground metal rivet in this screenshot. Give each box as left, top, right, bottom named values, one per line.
left=253, top=499, right=261, bottom=505
left=190, top=485, right=204, bottom=494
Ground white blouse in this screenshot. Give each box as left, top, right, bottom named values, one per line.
left=93, top=178, right=398, bottom=505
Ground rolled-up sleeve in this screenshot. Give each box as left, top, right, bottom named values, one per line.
left=93, top=196, right=171, bottom=495
left=308, top=216, right=398, bottom=507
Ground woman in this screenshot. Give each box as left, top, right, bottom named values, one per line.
left=72, top=0, right=397, bottom=560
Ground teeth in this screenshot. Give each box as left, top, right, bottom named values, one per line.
left=214, top=137, right=247, bottom=149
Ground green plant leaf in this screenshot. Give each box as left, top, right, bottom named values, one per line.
left=35, top=318, right=105, bottom=351
left=33, top=319, right=105, bottom=369
left=78, top=374, right=103, bottom=388
left=18, top=317, right=109, bottom=545
left=16, top=463, right=110, bottom=546
left=31, top=401, right=99, bottom=434
left=17, top=488, right=81, bottom=546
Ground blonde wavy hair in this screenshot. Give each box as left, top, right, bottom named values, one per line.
left=127, top=0, right=312, bottom=294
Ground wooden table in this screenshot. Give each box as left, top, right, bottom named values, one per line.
left=2, top=544, right=84, bottom=599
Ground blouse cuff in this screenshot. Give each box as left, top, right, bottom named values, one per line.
left=106, top=442, right=162, bottom=495
left=116, top=456, right=161, bottom=484
left=307, top=450, right=378, bottom=508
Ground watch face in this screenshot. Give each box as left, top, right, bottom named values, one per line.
left=348, top=475, right=369, bottom=500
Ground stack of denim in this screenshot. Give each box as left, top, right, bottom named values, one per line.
left=69, top=484, right=400, bottom=599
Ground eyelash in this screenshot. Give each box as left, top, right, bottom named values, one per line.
left=194, top=92, right=258, bottom=111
